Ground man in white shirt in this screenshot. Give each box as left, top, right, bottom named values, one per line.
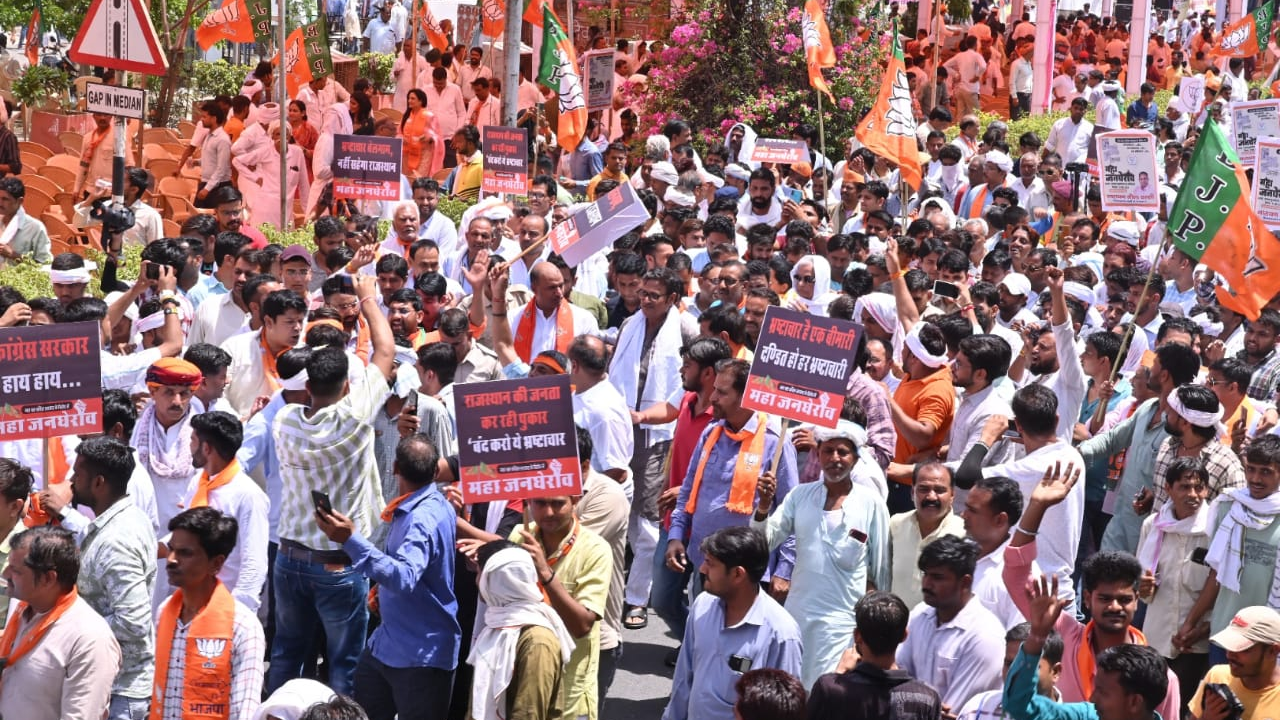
left=223, top=289, right=307, bottom=418
left=1044, top=97, right=1094, bottom=165
left=569, top=335, right=635, bottom=483
left=509, top=261, right=601, bottom=363
left=961, top=475, right=1029, bottom=630
left=391, top=42, right=426, bottom=111
left=423, top=68, right=467, bottom=149
left=943, top=36, right=987, bottom=117
left=1008, top=41, right=1033, bottom=119
left=468, top=78, right=501, bottom=140
left=895, top=535, right=1005, bottom=711
left=1094, top=81, right=1122, bottom=131
left=1051, top=72, right=1086, bottom=112
left=1021, top=268, right=1087, bottom=441
left=1010, top=153, right=1049, bottom=213
left=188, top=242, right=257, bottom=348
left=455, top=46, right=493, bottom=104
left=888, top=463, right=966, bottom=609
left=191, top=101, right=233, bottom=207
left=362, top=3, right=400, bottom=54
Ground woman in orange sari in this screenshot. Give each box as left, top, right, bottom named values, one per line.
left=287, top=100, right=319, bottom=182
left=400, top=89, right=441, bottom=179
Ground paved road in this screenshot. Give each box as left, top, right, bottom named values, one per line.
left=605, top=609, right=680, bottom=720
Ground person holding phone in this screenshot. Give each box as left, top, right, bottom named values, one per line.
left=663, top=527, right=802, bottom=720
left=268, top=273, right=397, bottom=698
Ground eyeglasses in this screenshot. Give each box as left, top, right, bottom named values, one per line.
left=1038, top=169, right=1057, bottom=176
left=638, top=289, right=669, bottom=301
left=528, top=192, right=549, bottom=200
left=332, top=299, right=359, bottom=312
left=796, top=275, right=816, bottom=284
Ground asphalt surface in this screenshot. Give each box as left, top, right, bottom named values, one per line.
left=603, top=609, right=680, bottom=720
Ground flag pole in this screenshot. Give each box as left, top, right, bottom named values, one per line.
left=278, top=1, right=289, bottom=230
left=928, top=0, right=942, bottom=111
left=411, top=0, right=420, bottom=90
left=816, top=90, right=827, bottom=192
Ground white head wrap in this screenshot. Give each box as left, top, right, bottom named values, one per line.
left=723, top=122, right=759, bottom=165
left=469, top=548, right=575, bottom=720
left=1167, top=387, right=1225, bottom=429
left=48, top=267, right=92, bottom=285
left=813, top=419, right=868, bottom=449
left=133, top=311, right=165, bottom=334
left=904, top=323, right=948, bottom=369
left=724, top=163, right=751, bottom=182
left=278, top=370, right=309, bottom=392
left=256, top=102, right=281, bottom=124
left=253, top=679, right=336, bottom=720
left=105, top=291, right=138, bottom=321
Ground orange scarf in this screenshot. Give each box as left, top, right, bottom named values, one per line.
left=83, top=126, right=110, bottom=167
left=352, top=316, right=372, bottom=364
left=1076, top=621, right=1147, bottom=699
left=684, top=415, right=769, bottom=516
left=537, top=519, right=580, bottom=603
left=260, top=332, right=285, bottom=392
left=513, top=300, right=573, bottom=363
left=150, top=582, right=236, bottom=720
left=380, top=491, right=415, bottom=522
left=0, top=588, right=78, bottom=674
left=25, top=437, right=69, bottom=527
left=188, top=460, right=240, bottom=510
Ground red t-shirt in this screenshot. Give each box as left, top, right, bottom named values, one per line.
left=664, top=391, right=715, bottom=528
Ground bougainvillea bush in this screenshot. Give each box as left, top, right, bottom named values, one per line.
left=629, top=0, right=888, bottom=150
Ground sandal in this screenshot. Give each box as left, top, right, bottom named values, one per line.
left=623, top=604, right=649, bottom=630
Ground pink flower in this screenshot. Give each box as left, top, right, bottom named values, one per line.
left=781, top=33, right=803, bottom=54
left=839, top=97, right=854, bottom=110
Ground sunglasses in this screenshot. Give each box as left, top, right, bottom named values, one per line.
left=796, top=275, right=817, bottom=284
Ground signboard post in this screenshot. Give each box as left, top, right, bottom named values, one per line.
left=547, top=181, right=652, bottom=267
left=741, top=306, right=863, bottom=429
left=0, top=322, right=103, bottom=441
left=332, top=134, right=404, bottom=202
left=583, top=50, right=616, bottom=112
left=749, top=139, right=809, bottom=165
left=85, top=85, right=146, bottom=120
left=455, top=375, right=581, bottom=504
left=481, top=126, right=530, bottom=196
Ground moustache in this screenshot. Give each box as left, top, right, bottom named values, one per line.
left=920, top=500, right=942, bottom=509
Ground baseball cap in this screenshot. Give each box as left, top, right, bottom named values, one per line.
left=1211, top=607, right=1280, bottom=651
left=281, top=244, right=311, bottom=264
left=1000, top=273, right=1032, bottom=296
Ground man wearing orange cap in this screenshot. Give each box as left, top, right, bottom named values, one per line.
left=131, top=358, right=205, bottom=545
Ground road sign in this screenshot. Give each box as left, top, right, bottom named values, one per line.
left=85, top=84, right=145, bottom=119
left=69, top=0, right=169, bottom=75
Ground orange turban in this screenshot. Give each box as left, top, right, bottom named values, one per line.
left=145, top=358, right=203, bottom=387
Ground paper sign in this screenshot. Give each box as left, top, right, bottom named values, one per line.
left=749, top=138, right=809, bottom=165
left=1180, top=76, right=1206, bottom=117
left=741, top=306, right=862, bottom=428
left=481, top=126, right=529, bottom=195
left=584, top=49, right=616, bottom=112
left=455, top=375, right=581, bottom=504
left=1230, top=99, right=1280, bottom=165
left=1253, top=136, right=1280, bottom=230
left=548, top=181, right=652, bottom=267
left=0, top=322, right=103, bottom=441
left=1097, top=130, right=1159, bottom=213
left=332, top=134, right=403, bottom=201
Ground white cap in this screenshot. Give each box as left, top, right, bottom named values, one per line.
left=984, top=150, right=1013, bottom=173
left=1000, top=272, right=1032, bottom=296
left=650, top=161, right=679, bottom=185
left=1107, top=220, right=1141, bottom=247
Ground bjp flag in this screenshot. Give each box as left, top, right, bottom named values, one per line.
left=480, top=0, right=505, bottom=37
left=801, top=0, right=835, bottom=101
left=537, top=5, right=587, bottom=153
left=272, top=22, right=333, bottom=98
left=195, top=0, right=256, bottom=50
left=1211, top=0, right=1275, bottom=58
left=420, top=0, right=449, bottom=52
left=25, top=0, right=40, bottom=66
left=855, top=20, right=923, bottom=191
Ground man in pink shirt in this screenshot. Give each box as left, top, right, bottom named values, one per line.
left=423, top=68, right=466, bottom=168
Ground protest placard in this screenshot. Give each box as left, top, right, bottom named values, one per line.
left=1254, top=136, right=1280, bottom=231
left=481, top=126, right=529, bottom=196
left=1180, top=77, right=1206, bottom=118
left=332, top=134, right=403, bottom=201
left=455, top=375, right=581, bottom=504
left=0, top=322, right=102, bottom=441
left=749, top=139, right=808, bottom=165
left=1097, top=130, right=1159, bottom=213
left=584, top=49, right=616, bottom=112
left=1231, top=99, right=1280, bottom=164
left=742, top=306, right=862, bottom=428
left=548, top=181, right=651, bottom=267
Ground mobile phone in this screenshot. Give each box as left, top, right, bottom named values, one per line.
left=784, top=186, right=803, bottom=203
left=403, top=392, right=418, bottom=415
left=933, top=280, right=961, bottom=299
left=728, top=655, right=754, bottom=673
left=1191, top=546, right=1208, bottom=565
left=145, top=263, right=160, bottom=281
left=311, top=490, right=333, bottom=514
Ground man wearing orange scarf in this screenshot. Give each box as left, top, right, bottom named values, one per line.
left=224, top=289, right=309, bottom=418
left=511, top=262, right=601, bottom=363
left=73, top=112, right=136, bottom=199
left=176, top=412, right=269, bottom=613
left=1003, top=463, right=1182, bottom=719
left=664, top=359, right=797, bottom=606
left=0, top=526, right=120, bottom=720
left=153, top=507, right=264, bottom=720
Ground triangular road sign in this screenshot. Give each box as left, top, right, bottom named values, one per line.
left=69, top=0, right=169, bottom=75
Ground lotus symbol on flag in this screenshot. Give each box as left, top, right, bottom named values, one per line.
left=802, top=13, right=820, bottom=50
left=547, top=49, right=586, bottom=113
left=886, top=68, right=916, bottom=139
left=481, top=0, right=503, bottom=23
left=1245, top=217, right=1269, bottom=276
left=1222, top=25, right=1249, bottom=51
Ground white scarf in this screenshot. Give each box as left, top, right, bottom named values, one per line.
left=1205, top=488, right=1280, bottom=598
left=790, top=255, right=836, bottom=316
left=1137, top=500, right=1209, bottom=572
left=469, top=549, right=574, bottom=720
left=0, top=207, right=24, bottom=248
left=132, top=402, right=196, bottom=479
left=610, top=305, right=683, bottom=435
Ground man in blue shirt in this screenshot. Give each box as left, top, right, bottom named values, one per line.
left=1125, top=84, right=1159, bottom=131
left=1003, top=574, right=1169, bottom=720
left=663, top=526, right=802, bottom=720
left=315, top=433, right=460, bottom=720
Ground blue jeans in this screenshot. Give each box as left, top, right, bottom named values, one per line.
left=651, top=527, right=693, bottom=639
left=268, top=552, right=370, bottom=696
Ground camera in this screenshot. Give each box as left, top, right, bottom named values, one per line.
left=1205, top=683, right=1245, bottom=720
left=1065, top=162, right=1090, bottom=174
left=89, top=198, right=136, bottom=235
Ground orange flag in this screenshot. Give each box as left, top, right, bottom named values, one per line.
left=481, top=0, right=505, bottom=37
left=25, top=1, right=40, bottom=67
left=1210, top=0, right=1274, bottom=58
left=802, top=0, right=835, bottom=101
left=524, top=0, right=545, bottom=27
left=195, top=0, right=256, bottom=50
left=538, top=5, right=586, bottom=153
left=855, top=20, right=923, bottom=192
left=420, top=1, right=449, bottom=52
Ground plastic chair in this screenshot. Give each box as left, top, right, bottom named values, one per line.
left=20, top=175, right=60, bottom=199
left=44, top=154, right=82, bottom=175
left=18, top=142, right=53, bottom=160
left=21, top=187, right=54, bottom=219
left=146, top=158, right=180, bottom=180
left=57, top=133, right=83, bottom=157
left=163, top=193, right=200, bottom=224
left=39, top=166, right=77, bottom=188
left=177, top=121, right=196, bottom=140
left=163, top=218, right=182, bottom=237
left=143, top=127, right=180, bottom=145
left=19, top=151, right=43, bottom=172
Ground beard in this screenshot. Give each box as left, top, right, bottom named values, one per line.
left=750, top=194, right=771, bottom=210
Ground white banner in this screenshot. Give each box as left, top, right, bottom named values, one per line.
left=1126, top=0, right=1152, bottom=97
left=583, top=50, right=615, bottom=112
left=1031, top=0, right=1057, bottom=115
left=1097, top=129, right=1159, bottom=213
left=1230, top=99, right=1280, bottom=165
left=1253, top=136, right=1280, bottom=231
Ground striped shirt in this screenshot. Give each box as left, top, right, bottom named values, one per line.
left=155, top=598, right=263, bottom=720
left=273, top=363, right=390, bottom=551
